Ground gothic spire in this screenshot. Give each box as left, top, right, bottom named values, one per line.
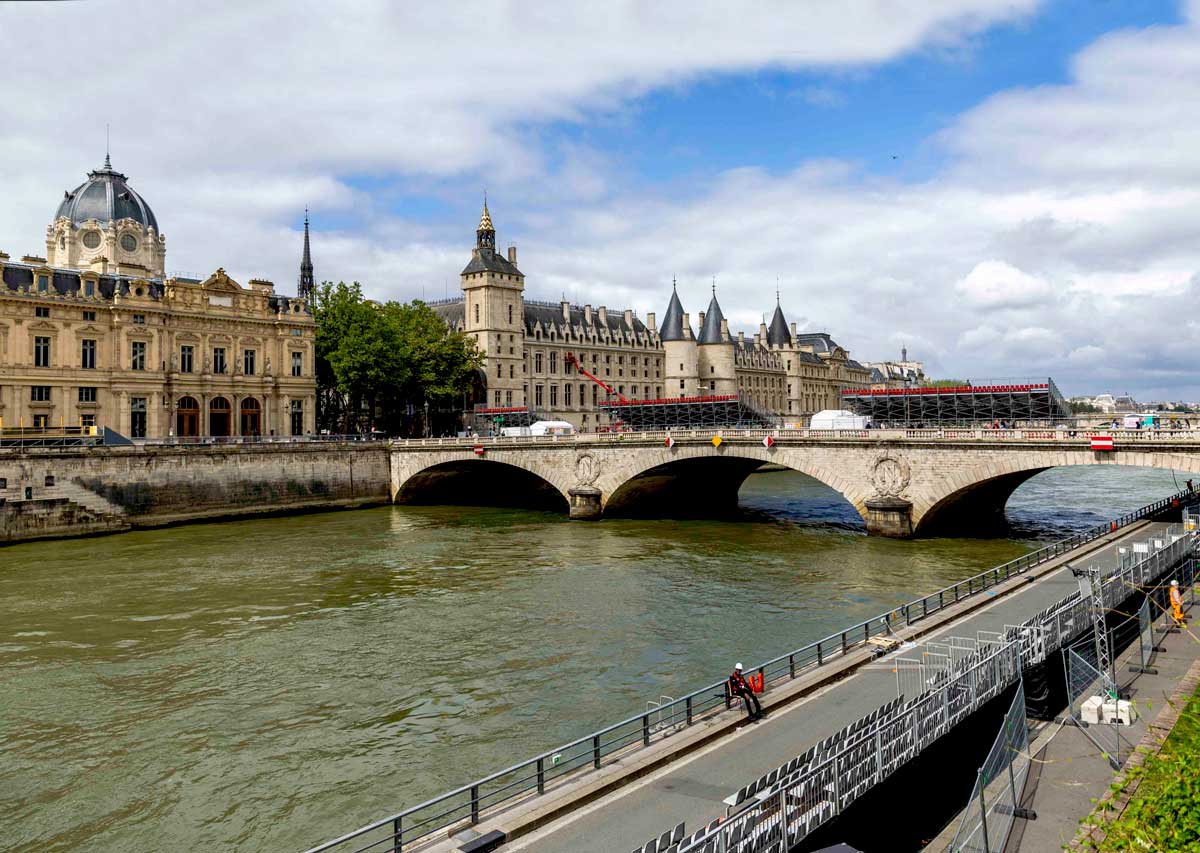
left=299, top=208, right=314, bottom=299
left=476, top=193, right=496, bottom=251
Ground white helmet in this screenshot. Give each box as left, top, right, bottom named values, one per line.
left=734, top=662, right=743, bottom=670
left=1171, top=580, right=1179, bottom=586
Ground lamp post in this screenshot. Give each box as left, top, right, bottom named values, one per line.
left=424, top=400, right=430, bottom=438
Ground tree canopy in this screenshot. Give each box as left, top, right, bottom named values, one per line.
left=311, top=282, right=481, bottom=435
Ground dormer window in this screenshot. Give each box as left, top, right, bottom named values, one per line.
left=37, top=275, right=49, bottom=293
left=83, top=280, right=95, bottom=297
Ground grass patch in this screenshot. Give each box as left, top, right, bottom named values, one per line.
left=1078, top=682, right=1200, bottom=851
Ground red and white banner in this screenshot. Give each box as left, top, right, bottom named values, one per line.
left=762, top=436, right=775, bottom=448
left=665, top=436, right=676, bottom=449
left=473, top=444, right=486, bottom=456
left=1090, top=436, right=1114, bottom=451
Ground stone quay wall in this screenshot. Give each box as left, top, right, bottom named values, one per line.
left=0, top=443, right=391, bottom=543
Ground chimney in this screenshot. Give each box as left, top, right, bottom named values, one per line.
left=561, top=300, right=570, bottom=323
left=584, top=303, right=592, bottom=325
left=720, top=318, right=730, bottom=341
left=754, top=332, right=761, bottom=346
left=682, top=313, right=691, bottom=338
left=647, top=311, right=656, bottom=331
left=698, top=311, right=705, bottom=329
left=597, top=305, right=607, bottom=325
left=738, top=331, right=745, bottom=344
left=760, top=320, right=768, bottom=343
left=790, top=321, right=797, bottom=336
left=623, top=308, right=633, bottom=327
left=508, top=245, right=517, bottom=264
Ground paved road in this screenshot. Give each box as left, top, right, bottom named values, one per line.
left=507, top=523, right=1174, bottom=853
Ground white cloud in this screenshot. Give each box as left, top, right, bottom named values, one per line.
left=3, top=0, right=1200, bottom=399
left=955, top=260, right=1052, bottom=309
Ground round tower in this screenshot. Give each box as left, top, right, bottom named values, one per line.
left=696, top=289, right=736, bottom=394
left=660, top=280, right=698, bottom=397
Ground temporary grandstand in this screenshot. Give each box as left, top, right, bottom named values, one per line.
left=840, top=379, right=1072, bottom=426
left=599, top=393, right=777, bottom=430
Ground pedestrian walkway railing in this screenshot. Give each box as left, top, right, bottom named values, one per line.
left=949, top=682, right=1031, bottom=853
left=303, top=491, right=1197, bottom=853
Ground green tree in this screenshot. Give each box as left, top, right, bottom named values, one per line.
left=1070, top=400, right=1101, bottom=414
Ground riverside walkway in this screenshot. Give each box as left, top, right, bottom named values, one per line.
left=306, top=489, right=1198, bottom=853
left=488, top=521, right=1184, bottom=853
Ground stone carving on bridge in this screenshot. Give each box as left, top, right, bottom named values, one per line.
left=574, top=452, right=600, bottom=488
left=871, top=451, right=911, bottom=498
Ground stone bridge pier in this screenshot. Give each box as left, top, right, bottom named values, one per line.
left=389, top=433, right=1200, bottom=537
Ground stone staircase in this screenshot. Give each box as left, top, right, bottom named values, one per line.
left=54, top=480, right=128, bottom=521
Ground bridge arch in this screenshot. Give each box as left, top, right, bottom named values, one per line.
left=913, top=450, right=1200, bottom=536
left=598, top=444, right=874, bottom=524
left=392, top=455, right=571, bottom=513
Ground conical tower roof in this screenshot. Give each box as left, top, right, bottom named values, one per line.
left=659, top=279, right=691, bottom=341
left=766, top=301, right=791, bottom=346
left=698, top=291, right=726, bottom=344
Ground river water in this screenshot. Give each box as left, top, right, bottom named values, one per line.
left=0, top=465, right=1188, bottom=851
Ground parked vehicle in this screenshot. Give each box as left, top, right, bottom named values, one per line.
left=809, top=409, right=872, bottom=430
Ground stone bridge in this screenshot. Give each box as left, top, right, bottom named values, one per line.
left=389, top=428, right=1200, bottom=537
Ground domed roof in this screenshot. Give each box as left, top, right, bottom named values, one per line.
left=55, top=155, right=159, bottom=232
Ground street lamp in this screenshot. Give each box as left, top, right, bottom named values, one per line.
left=424, top=400, right=430, bottom=438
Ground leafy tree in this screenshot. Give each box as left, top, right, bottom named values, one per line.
left=312, top=283, right=480, bottom=435
left=1071, top=400, right=1101, bottom=414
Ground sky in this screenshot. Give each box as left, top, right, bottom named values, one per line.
left=1, top=0, right=1197, bottom=400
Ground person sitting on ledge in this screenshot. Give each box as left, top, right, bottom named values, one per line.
left=728, top=663, right=763, bottom=722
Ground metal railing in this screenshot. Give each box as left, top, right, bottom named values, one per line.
left=304, top=488, right=1199, bottom=853
left=137, top=434, right=388, bottom=446
left=390, top=427, right=1200, bottom=447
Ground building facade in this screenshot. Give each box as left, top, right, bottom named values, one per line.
left=0, top=157, right=316, bottom=438
left=434, top=203, right=873, bottom=428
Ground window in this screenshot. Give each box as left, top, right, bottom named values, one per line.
left=494, top=390, right=501, bottom=406
left=34, top=336, right=50, bottom=367
left=78, top=387, right=97, bottom=403
left=550, top=352, right=558, bottom=374
left=45, top=475, right=56, bottom=487
left=496, top=361, right=502, bottom=378
left=82, top=230, right=101, bottom=249
left=680, top=379, right=685, bottom=390
left=213, top=347, right=227, bottom=374
left=509, top=365, right=514, bottom=378
left=474, top=303, right=480, bottom=323
left=35, top=306, right=49, bottom=318
left=580, top=384, right=586, bottom=406
left=550, top=385, right=558, bottom=407
left=37, top=275, right=48, bottom=293
left=505, top=390, right=512, bottom=405
left=180, top=345, right=194, bottom=373
left=80, top=414, right=96, bottom=428
left=291, top=351, right=303, bottom=376
left=534, top=352, right=543, bottom=373
left=31, top=385, right=51, bottom=402
left=120, top=233, right=138, bottom=253
left=243, top=349, right=256, bottom=376
left=535, top=385, right=544, bottom=407
left=130, top=397, right=147, bottom=439
left=565, top=384, right=572, bottom=406
left=33, top=414, right=48, bottom=429
left=81, top=339, right=96, bottom=369
left=592, top=385, right=598, bottom=406
left=291, top=328, right=302, bottom=336
left=290, top=400, right=304, bottom=436
left=83, top=280, right=95, bottom=297
left=131, top=340, right=146, bottom=371
left=83, top=310, right=96, bottom=321
left=133, top=314, right=145, bottom=325
left=508, top=304, right=513, bottom=323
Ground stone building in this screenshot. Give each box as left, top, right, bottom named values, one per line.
left=434, top=202, right=873, bottom=428
left=0, top=156, right=316, bottom=438
left=867, top=346, right=926, bottom=389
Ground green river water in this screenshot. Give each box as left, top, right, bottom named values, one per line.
left=0, top=465, right=1189, bottom=851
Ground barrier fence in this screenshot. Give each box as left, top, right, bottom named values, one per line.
left=304, top=491, right=1197, bottom=853
left=949, top=681, right=1031, bottom=853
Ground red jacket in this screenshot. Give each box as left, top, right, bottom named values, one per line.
left=729, top=671, right=751, bottom=695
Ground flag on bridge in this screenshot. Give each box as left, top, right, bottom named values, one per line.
left=762, top=436, right=775, bottom=448
left=1090, top=436, right=1114, bottom=452
left=665, top=436, right=675, bottom=449
left=473, top=444, right=486, bottom=456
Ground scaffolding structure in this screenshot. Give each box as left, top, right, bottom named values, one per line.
left=599, top=393, right=777, bottom=430
left=840, top=379, right=1071, bottom=426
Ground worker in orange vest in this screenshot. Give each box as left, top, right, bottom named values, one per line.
left=1170, top=580, right=1186, bottom=628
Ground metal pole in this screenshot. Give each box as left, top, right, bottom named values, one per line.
left=392, top=817, right=403, bottom=853
left=977, top=769, right=992, bottom=853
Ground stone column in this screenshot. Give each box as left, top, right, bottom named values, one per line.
left=864, top=496, right=914, bottom=538
left=568, top=486, right=602, bottom=520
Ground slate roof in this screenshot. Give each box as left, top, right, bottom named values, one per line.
left=660, top=286, right=689, bottom=341
left=766, top=303, right=791, bottom=346
left=698, top=294, right=726, bottom=344
left=430, top=298, right=655, bottom=340
left=461, top=247, right=522, bottom=277
left=55, top=156, right=159, bottom=232
left=1, top=260, right=163, bottom=300
left=796, top=332, right=838, bottom=354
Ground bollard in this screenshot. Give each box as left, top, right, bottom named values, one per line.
left=592, top=735, right=601, bottom=769
left=536, top=758, right=545, bottom=795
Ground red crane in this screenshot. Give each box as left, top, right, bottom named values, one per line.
left=565, top=352, right=628, bottom=402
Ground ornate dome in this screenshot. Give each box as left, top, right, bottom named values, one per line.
left=55, top=155, right=159, bottom=232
